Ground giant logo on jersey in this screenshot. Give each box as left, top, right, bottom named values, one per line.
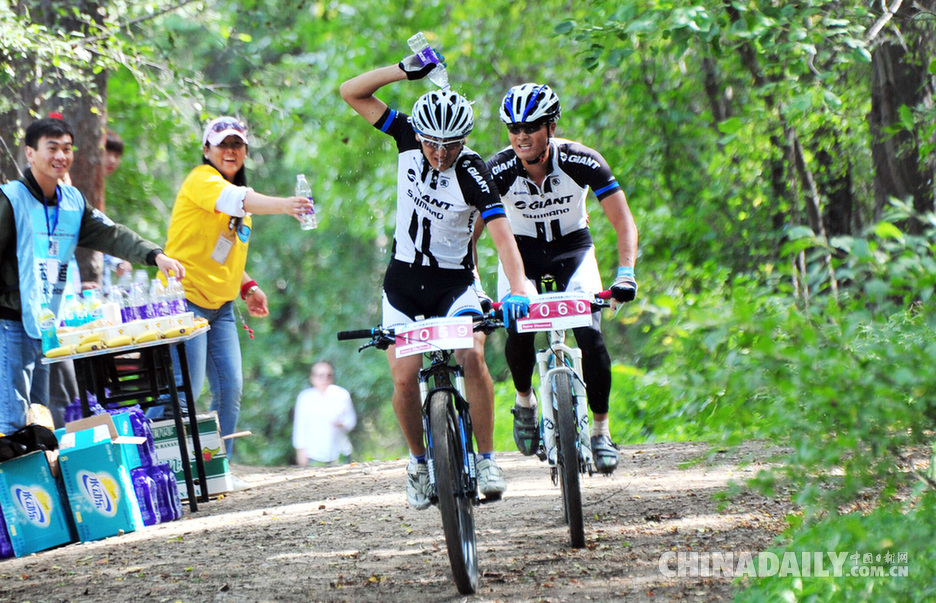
left=514, top=194, right=574, bottom=211
left=559, top=151, right=600, bottom=170
left=465, top=166, right=490, bottom=194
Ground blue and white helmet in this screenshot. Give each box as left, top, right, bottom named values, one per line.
left=499, top=83, right=561, bottom=124
left=411, top=89, right=474, bottom=139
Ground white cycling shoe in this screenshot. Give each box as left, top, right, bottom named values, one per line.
left=476, top=457, right=506, bottom=499
left=406, top=459, right=432, bottom=510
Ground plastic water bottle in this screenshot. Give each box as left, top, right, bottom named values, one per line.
left=0, top=513, right=14, bottom=559
left=130, top=270, right=154, bottom=319
left=407, top=32, right=449, bottom=90
left=39, top=303, right=58, bottom=353
left=61, top=293, right=84, bottom=327
left=117, top=273, right=135, bottom=322
left=166, top=276, right=188, bottom=315
left=103, top=285, right=124, bottom=325
left=149, top=278, right=169, bottom=317
left=296, top=174, right=317, bottom=230
left=83, top=289, right=103, bottom=322
left=149, top=463, right=183, bottom=521
left=130, top=468, right=161, bottom=527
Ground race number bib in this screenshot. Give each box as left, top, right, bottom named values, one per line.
left=395, top=316, right=474, bottom=358
left=516, top=292, right=593, bottom=333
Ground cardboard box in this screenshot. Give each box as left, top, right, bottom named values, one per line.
left=58, top=415, right=146, bottom=542
left=150, top=412, right=233, bottom=498
left=0, top=450, right=75, bottom=556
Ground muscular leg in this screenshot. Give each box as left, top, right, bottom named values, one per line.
left=455, top=331, right=494, bottom=453
left=386, top=349, right=426, bottom=456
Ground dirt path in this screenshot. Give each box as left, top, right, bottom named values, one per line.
left=0, top=441, right=790, bottom=602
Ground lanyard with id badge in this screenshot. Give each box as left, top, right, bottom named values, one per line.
left=211, top=216, right=251, bottom=264
left=39, top=190, right=67, bottom=301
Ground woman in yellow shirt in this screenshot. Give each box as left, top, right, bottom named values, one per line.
left=158, top=117, right=311, bottom=458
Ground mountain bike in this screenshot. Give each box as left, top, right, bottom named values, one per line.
left=337, top=312, right=502, bottom=594
left=499, top=280, right=612, bottom=548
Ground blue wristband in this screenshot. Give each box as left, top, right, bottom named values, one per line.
left=617, top=266, right=635, bottom=278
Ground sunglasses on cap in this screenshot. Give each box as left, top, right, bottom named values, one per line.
left=506, top=122, right=546, bottom=135
left=211, top=120, right=247, bottom=134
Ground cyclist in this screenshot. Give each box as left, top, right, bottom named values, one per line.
left=340, top=57, right=530, bottom=509
left=485, top=83, right=639, bottom=474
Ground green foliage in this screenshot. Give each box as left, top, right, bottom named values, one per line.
left=624, top=207, right=936, bottom=600
left=10, top=6, right=936, bottom=598
left=735, top=492, right=936, bottom=602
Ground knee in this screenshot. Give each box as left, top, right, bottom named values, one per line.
left=457, top=347, right=487, bottom=374
left=392, top=371, right=419, bottom=396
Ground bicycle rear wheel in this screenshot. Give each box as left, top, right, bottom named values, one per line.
left=554, top=373, right=585, bottom=548
left=429, top=390, right=479, bottom=593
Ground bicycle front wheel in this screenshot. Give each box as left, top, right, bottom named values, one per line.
left=554, top=373, right=585, bottom=548
left=429, top=390, right=479, bottom=594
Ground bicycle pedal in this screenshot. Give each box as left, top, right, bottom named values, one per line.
left=480, top=493, right=502, bottom=504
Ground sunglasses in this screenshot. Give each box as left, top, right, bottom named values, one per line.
left=419, top=136, right=466, bottom=151
left=506, top=122, right=545, bottom=135
left=215, top=140, right=246, bottom=150
left=211, top=120, right=247, bottom=134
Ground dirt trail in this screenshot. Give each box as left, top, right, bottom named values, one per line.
left=0, top=441, right=790, bottom=602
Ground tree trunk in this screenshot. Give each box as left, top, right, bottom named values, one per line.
left=32, top=0, right=110, bottom=285
left=868, top=4, right=936, bottom=232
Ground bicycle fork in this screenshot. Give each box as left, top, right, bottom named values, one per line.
left=421, top=368, right=477, bottom=500
left=536, top=336, right=594, bottom=473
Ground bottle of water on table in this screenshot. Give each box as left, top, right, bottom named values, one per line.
left=39, top=303, right=58, bottom=353
left=166, top=276, right=188, bottom=315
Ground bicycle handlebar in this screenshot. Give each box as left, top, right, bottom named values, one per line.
left=336, top=328, right=376, bottom=341
left=337, top=311, right=503, bottom=351
left=491, top=290, right=614, bottom=312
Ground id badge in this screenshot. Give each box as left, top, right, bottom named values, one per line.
left=211, top=233, right=235, bottom=264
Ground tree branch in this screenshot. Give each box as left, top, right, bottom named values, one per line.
left=866, top=0, right=906, bottom=43
left=75, top=0, right=203, bottom=46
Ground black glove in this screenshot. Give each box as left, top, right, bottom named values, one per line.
left=610, top=268, right=638, bottom=304
left=399, top=54, right=437, bottom=81
left=474, top=280, right=493, bottom=313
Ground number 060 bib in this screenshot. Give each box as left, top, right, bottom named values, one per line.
left=516, top=292, right=593, bottom=333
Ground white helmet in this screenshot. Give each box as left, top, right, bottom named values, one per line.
left=499, top=83, right=561, bottom=124
left=411, top=90, right=474, bottom=139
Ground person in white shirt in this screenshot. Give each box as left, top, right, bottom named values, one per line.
left=292, top=361, right=356, bottom=465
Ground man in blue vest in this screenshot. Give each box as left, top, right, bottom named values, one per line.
left=0, top=116, right=185, bottom=435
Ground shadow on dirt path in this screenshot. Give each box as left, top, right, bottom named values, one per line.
left=0, top=441, right=790, bottom=602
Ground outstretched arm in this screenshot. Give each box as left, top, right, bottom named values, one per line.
left=242, top=190, right=311, bottom=219
left=339, top=65, right=407, bottom=125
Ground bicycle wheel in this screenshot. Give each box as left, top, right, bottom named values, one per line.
left=429, top=390, right=479, bottom=594
left=553, top=373, right=585, bottom=548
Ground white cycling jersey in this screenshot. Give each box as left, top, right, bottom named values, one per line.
left=486, top=137, right=620, bottom=242
left=375, top=108, right=507, bottom=270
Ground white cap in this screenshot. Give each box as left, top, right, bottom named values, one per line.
left=203, top=116, right=249, bottom=146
